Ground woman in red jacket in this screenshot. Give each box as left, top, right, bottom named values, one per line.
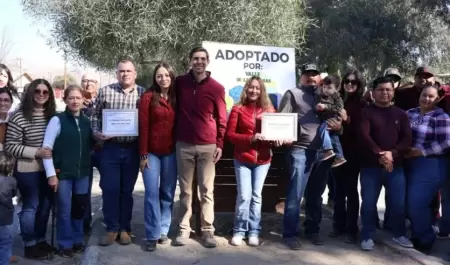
left=226, top=76, right=275, bottom=246
left=138, top=63, right=176, bottom=252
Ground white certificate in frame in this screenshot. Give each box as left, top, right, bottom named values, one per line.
left=102, top=109, right=138, bottom=137
left=261, top=113, right=298, bottom=141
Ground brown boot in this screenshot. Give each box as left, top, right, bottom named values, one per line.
left=9, top=255, right=19, bottom=263
left=98, top=232, right=118, bottom=246
left=119, top=231, right=132, bottom=245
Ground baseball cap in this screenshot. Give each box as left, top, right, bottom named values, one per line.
left=383, top=68, right=402, bottom=79
left=300, top=63, right=320, bottom=75
left=415, top=67, right=434, bottom=77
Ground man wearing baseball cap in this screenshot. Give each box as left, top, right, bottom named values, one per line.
left=384, top=68, right=402, bottom=89
left=278, top=62, right=342, bottom=249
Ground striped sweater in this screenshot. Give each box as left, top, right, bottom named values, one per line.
left=5, top=109, right=48, bottom=173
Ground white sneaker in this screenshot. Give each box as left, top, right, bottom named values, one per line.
left=248, top=236, right=259, bottom=246
left=231, top=235, right=244, bottom=246
left=392, top=236, right=413, bottom=248
left=361, top=239, right=374, bottom=251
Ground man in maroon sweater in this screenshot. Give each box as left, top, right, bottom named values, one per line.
left=174, top=47, right=227, bottom=248
left=359, top=76, right=413, bottom=251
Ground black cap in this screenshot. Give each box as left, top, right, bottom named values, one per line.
left=415, top=66, right=434, bottom=78
left=301, top=63, right=320, bottom=75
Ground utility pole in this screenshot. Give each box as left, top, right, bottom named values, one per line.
left=63, top=52, right=67, bottom=89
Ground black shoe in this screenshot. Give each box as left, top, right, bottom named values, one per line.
left=306, top=234, right=324, bottom=245
left=328, top=229, right=344, bottom=238
left=24, top=245, right=49, bottom=260
left=146, top=240, right=157, bottom=252
left=158, top=234, right=169, bottom=245
left=59, top=248, right=74, bottom=258
left=35, top=241, right=55, bottom=253
left=73, top=243, right=86, bottom=253
left=344, top=234, right=358, bottom=244
left=284, top=237, right=302, bottom=250
left=84, top=222, right=92, bottom=235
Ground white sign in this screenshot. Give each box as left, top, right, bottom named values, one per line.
left=202, top=41, right=296, bottom=111
left=261, top=113, right=298, bottom=141
left=102, top=109, right=138, bottom=137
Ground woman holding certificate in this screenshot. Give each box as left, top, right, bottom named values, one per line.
left=226, top=76, right=275, bottom=246
left=138, top=63, right=177, bottom=252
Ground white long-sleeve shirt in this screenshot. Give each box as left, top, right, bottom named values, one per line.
left=42, top=116, right=79, bottom=178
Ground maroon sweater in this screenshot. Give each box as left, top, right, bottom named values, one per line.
left=175, top=71, right=227, bottom=149
left=340, top=95, right=368, bottom=161
left=359, top=104, right=412, bottom=168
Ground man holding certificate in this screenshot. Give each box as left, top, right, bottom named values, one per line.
left=278, top=63, right=342, bottom=250
left=91, top=58, right=144, bottom=246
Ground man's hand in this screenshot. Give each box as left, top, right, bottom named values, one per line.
left=48, top=176, right=58, bottom=192
left=36, top=147, right=52, bottom=158
left=316, top=103, right=326, bottom=112
left=379, top=151, right=394, bottom=165
left=93, top=131, right=112, bottom=141
left=140, top=159, right=149, bottom=173
left=340, top=109, right=348, bottom=121
left=213, top=147, right=222, bottom=163
left=404, top=147, right=423, bottom=158
left=326, top=117, right=342, bottom=131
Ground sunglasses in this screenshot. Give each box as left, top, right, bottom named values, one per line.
left=344, top=79, right=358, bottom=85
left=35, top=89, right=49, bottom=96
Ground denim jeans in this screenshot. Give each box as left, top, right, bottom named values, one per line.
left=100, top=143, right=139, bottom=232
left=85, top=149, right=102, bottom=227
left=360, top=166, right=406, bottom=240
left=15, top=171, right=53, bottom=246
left=56, top=176, right=89, bottom=250
left=233, top=160, right=270, bottom=237
left=0, top=225, right=12, bottom=265
left=142, top=153, right=177, bottom=241
left=283, top=147, right=317, bottom=238
left=304, top=156, right=334, bottom=235
left=319, top=122, right=344, bottom=159
left=439, top=179, right=450, bottom=235
left=332, top=158, right=360, bottom=235
left=406, top=157, right=448, bottom=245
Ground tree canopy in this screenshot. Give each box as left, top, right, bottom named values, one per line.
left=22, top=0, right=312, bottom=73
left=302, top=0, right=450, bottom=80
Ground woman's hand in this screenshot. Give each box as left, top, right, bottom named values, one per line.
left=48, top=176, right=58, bottom=192
left=140, top=159, right=149, bottom=173
left=36, top=147, right=52, bottom=158
left=252, top=133, right=266, bottom=142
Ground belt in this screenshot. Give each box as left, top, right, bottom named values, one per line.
left=105, top=140, right=137, bottom=148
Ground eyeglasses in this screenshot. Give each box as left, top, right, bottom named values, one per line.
left=344, top=79, right=358, bottom=85
left=82, top=79, right=98, bottom=84
left=35, top=89, right=49, bottom=96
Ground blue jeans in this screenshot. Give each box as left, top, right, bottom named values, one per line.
left=85, top=149, right=102, bottom=226
left=56, top=176, right=89, bottom=250
left=0, top=225, right=12, bottom=265
left=319, top=122, right=344, bottom=159
left=304, top=155, right=334, bottom=235
left=360, top=166, right=406, bottom=240
left=100, top=143, right=139, bottom=232
left=142, top=153, right=177, bottom=241
left=15, top=171, right=53, bottom=246
left=439, top=179, right=450, bottom=235
left=406, top=157, right=448, bottom=245
left=283, top=147, right=317, bottom=238
left=233, top=160, right=270, bottom=237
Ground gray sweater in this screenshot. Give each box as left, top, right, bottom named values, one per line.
left=279, top=85, right=322, bottom=150
left=0, top=175, right=17, bottom=226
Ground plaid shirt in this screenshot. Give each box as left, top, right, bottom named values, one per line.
left=407, top=107, right=450, bottom=156
left=92, top=83, right=145, bottom=143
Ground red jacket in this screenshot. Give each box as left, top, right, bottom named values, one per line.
left=226, top=104, right=275, bottom=165
left=175, top=71, right=227, bottom=149
left=138, top=91, right=175, bottom=155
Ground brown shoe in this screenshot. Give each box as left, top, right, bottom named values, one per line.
left=9, top=255, right=19, bottom=263
left=332, top=158, right=347, bottom=168
left=321, top=150, right=335, bottom=161
left=98, top=232, right=118, bottom=246
left=119, top=231, right=132, bottom=245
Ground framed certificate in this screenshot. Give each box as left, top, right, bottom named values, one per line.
left=102, top=109, right=138, bottom=137
left=261, top=113, right=298, bottom=141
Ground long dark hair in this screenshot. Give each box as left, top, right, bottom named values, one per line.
left=340, top=69, right=365, bottom=101
left=148, top=63, right=176, bottom=109
left=0, top=64, right=19, bottom=98
left=20, top=79, right=56, bottom=121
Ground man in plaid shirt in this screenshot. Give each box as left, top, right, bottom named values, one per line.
left=91, top=59, right=144, bottom=246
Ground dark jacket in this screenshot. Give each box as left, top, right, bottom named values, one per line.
left=0, top=175, right=17, bottom=226
left=315, top=91, right=344, bottom=120
left=53, top=110, right=93, bottom=180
